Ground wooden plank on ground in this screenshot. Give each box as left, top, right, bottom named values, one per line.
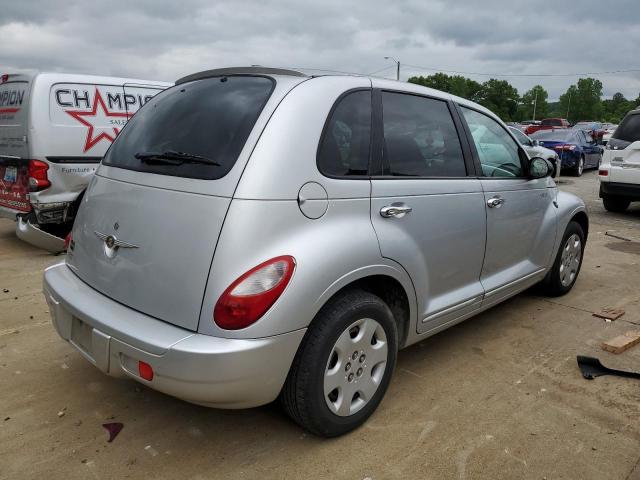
left=593, top=307, right=625, bottom=321
left=602, top=331, right=640, bottom=354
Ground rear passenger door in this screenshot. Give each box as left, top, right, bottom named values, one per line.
left=369, top=91, right=487, bottom=334
left=458, top=106, right=557, bottom=306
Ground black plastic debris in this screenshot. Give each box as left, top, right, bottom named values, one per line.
left=577, top=355, right=640, bottom=380
left=102, top=422, right=124, bottom=442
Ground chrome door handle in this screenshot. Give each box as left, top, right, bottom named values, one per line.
left=487, top=196, right=505, bottom=208
left=380, top=203, right=412, bottom=218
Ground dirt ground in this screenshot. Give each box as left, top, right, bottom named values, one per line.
left=1, top=170, right=639, bottom=480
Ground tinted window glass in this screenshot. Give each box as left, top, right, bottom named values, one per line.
left=542, top=119, right=563, bottom=126
left=461, top=107, right=524, bottom=177
left=510, top=127, right=530, bottom=145
left=103, top=76, right=274, bottom=180
left=381, top=92, right=466, bottom=177
left=614, top=113, right=640, bottom=143
left=317, top=90, right=371, bottom=177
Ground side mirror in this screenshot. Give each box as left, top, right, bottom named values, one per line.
left=529, top=157, right=553, bottom=179
left=531, top=139, right=540, bottom=147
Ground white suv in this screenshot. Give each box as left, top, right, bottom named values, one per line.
left=598, top=109, right=640, bottom=212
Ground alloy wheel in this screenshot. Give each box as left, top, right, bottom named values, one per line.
left=324, top=318, right=388, bottom=417
left=559, top=233, right=582, bottom=287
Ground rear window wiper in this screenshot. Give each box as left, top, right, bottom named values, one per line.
left=134, top=150, right=220, bottom=166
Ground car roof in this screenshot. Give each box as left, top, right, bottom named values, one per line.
left=175, top=66, right=501, bottom=123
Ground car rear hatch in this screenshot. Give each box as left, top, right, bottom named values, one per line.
left=66, top=72, right=306, bottom=331
left=608, top=113, right=640, bottom=183
left=0, top=73, right=31, bottom=213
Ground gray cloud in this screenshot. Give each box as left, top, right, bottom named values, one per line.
left=1, top=0, right=639, bottom=100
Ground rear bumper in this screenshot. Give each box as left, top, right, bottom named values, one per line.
left=559, top=152, right=580, bottom=169
left=16, top=216, right=65, bottom=253
left=43, top=263, right=306, bottom=409
left=599, top=182, right=640, bottom=200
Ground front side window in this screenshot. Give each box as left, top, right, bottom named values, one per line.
left=461, top=107, right=524, bottom=177
left=103, top=76, right=274, bottom=180
left=317, top=90, right=371, bottom=177
left=511, top=128, right=530, bottom=146
left=381, top=92, right=466, bottom=177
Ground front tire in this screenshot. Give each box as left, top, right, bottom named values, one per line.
left=539, top=221, right=585, bottom=296
left=602, top=196, right=630, bottom=213
left=281, top=289, right=398, bottom=437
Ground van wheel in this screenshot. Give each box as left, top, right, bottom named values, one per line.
left=281, top=289, right=397, bottom=437
left=602, top=196, right=630, bottom=213
left=539, top=221, right=585, bottom=297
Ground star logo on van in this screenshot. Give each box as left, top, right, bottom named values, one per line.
left=65, top=89, right=131, bottom=152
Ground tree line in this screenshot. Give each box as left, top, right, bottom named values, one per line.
left=407, top=73, right=640, bottom=124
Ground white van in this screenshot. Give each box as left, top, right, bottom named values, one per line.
left=0, top=72, right=171, bottom=251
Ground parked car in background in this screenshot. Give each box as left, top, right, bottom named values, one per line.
left=602, top=123, right=618, bottom=145
left=0, top=72, right=171, bottom=252
left=573, top=121, right=605, bottom=144
left=531, top=128, right=602, bottom=176
left=598, top=109, right=640, bottom=212
left=44, top=66, right=588, bottom=437
left=524, top=118, right=570, bottom=136
left=509, top=126, right=560, bottom=179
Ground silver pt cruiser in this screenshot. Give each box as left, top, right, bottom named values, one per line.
left=43, top=67, right=588, bottom=437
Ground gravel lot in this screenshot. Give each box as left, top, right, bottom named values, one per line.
left=1, top=170, right=639, bottom=480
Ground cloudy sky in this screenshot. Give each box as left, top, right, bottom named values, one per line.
left=2, top=0, right=640, bottom=100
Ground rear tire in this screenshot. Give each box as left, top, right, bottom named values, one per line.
left=539, top=221, right=585, bottom=297
left=572, top=156, right=584, bottom=176
left=281, top=289, right=398, bottom=437
left=602, top=196, right=630, bottom=213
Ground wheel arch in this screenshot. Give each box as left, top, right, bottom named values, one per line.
left=311, top=266, right=417, bottom=349
left=571, top=210, right=589, bottom=242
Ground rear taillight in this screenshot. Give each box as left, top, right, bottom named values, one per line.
left=214, top=255, right=295, bottom=330
left=63, top=231, right=73, bottom=250
left=553, top=144, right=576, bottom=151
left=599, top=170, right=609, bottom=176
left=28, top=160, right=50, bottom=191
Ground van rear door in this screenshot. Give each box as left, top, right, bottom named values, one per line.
left=0, top=74, right=31, bottom=213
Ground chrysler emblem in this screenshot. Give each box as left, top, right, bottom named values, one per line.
left=94, top=231, right=139, bottom=258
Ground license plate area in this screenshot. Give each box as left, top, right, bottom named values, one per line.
left=3, top=166, right=17, bottom=182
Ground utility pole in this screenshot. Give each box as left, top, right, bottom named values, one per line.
left=384, top=56, right=400, bottom=81
left=566, top=89, right=572, bottom=120
left=532, top=90, right=538, bottom=121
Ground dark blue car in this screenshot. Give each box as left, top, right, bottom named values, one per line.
left=530, top=129, right=602, bottom=176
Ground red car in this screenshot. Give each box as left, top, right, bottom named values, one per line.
left=525, top=118, right=570, bottom=135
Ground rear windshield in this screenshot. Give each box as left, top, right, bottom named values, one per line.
left=531, top=130, right=575, bottom=141
left=613, top=113, right=640, bottom=143
left=541, top=119, right=563, bottom=126
left=102, top=76, right=274, bottom=180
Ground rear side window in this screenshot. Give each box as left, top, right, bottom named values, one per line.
left=614, top=113, right=640, bottom=143
left=317, top=90, right=372, bottom=177
left=103, top=76, right=274, bottom=180
left=381, top=92, right=466, bottom=177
